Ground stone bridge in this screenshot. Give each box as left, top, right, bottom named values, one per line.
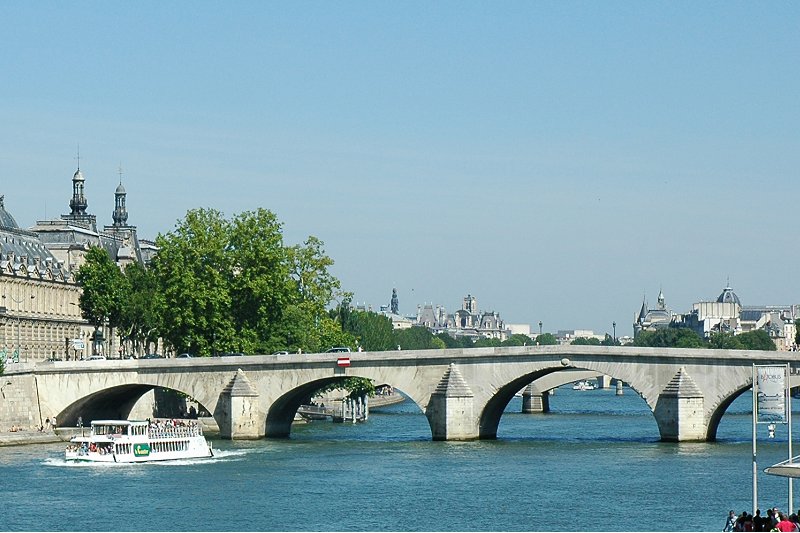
left=6, top=345, right=798, bottom=442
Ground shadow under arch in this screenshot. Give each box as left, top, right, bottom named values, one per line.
left=479, top=365, right=653, bottom=440
left=706, top=383, right=752, bottom=442
left=265, top=376, right=427, bottom=439
left=56, top=384, right=213, bottom=428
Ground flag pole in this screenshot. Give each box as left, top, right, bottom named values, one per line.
left=787, top=362, right=793, bottom=514
left=753, top=364, right=758, bottom=515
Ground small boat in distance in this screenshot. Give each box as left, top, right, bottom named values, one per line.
left=65, top=419, right=212, bottom=463
left=572, top=380, right=597, bottom=391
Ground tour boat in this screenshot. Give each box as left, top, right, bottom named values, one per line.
left=65, top=419, right=213, bottom=463
left=572, top=380, right=597, bottom=391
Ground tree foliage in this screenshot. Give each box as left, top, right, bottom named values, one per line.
left=634, top=326, right=778, bottom=350
left=534, top=333, right=558, bottom=346
left=344, top=310, right=395, bottom=351
left=571, top=337, right=601, bottom=346
left=75, top=246, right=126, bottom=329
left=117, top=262, right=161, bottom=354
left=633, top=327, right=706, bottom=348
left=737, top=330, right=776, bottom=351
left=152, top=208, right=350, bottom=355
left=394, top=326, right=441, bottom=350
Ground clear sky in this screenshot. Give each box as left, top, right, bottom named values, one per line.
left=2, top=2, right=798, bottom=336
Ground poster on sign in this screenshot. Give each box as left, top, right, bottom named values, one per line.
left=756, top=365, right=787, bottom=423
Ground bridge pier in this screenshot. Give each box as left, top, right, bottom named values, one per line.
left=217, top=369, right=264, bottom=439
left=426, top=364, right=480, bottom=441
left=653, top=368, right=706, bottom=442
left=521, top=383, right=550, bottom=413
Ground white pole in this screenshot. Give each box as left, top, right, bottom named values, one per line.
left=788, top=363, right=793, bottom=514
left=753, top=364, right=758, bottom=515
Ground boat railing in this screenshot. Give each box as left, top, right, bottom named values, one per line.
left=147, top=425, right=204, bottom=439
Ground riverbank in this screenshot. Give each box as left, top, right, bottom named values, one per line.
left=0, top=429, right=63, bottom=447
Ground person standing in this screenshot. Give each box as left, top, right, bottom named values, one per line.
left=776, top=513, right=797, bottom=532
left=724, top=510, right=737, bottom=532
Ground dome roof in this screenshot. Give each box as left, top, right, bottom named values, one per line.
left=716, top=286, right=741, bottom=305
left=0, top=195, right=19, bottom=229
left=73, top=168, right=84, bottom=181
left=115, top=182, right=126, bottom=194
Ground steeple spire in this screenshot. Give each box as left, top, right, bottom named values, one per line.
left=112, top=164, right=128, bottom=227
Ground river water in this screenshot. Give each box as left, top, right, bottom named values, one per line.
left=1, top=385, right=798, bottom=531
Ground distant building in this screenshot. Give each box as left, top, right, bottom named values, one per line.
left=414, top=294, right=511, bottom=341
left=633, top=289, right=674, bottom=337
left=555, top=329, right=606, bottom=345
left=1, top=162, right=157, bottom=361
left=634, top=284, right=799, bottom=351
left=30, top=166, right=156, bottom=272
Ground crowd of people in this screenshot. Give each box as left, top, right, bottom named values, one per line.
left=147, top=418, right=202, bottom=438
left=725, top=508, right=800, bottom=531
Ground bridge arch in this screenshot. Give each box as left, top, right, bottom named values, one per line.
left=265, top=374, right=432, bottom=439
left=55, top=382, right=215, bottom=429
left=478, top=363, right=654, bottom=440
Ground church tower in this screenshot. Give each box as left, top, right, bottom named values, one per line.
left=112, top=171, right=129, bottom=227
left=69, top=167, right=88, bottom=217
left=62, top=158, right=97, bottom=232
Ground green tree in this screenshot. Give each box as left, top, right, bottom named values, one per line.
left=394, top=326, right=440, bottom=350
left=600, top=334, right=620, bottom=346
left=436, top=332, right=473, bottom=348
left=228, top=208, right=294, bottom=354
left=153, top=208, right=235, bottom=356
left=571, top=337, right=601, bottom=346
left=502, top=334, right=534, bottom=347
left=633, top=328, right=705, bottom=348
left=117, top=262, right=161, bottom=355
left=708, top=332, right=744, bottom=350
left=737, top=330, right=776, bottom=351
left=74, top=246, right=126, bottom=336
left=534, top=333, right=558, bottom=345
left=345, top=310, right=395, bottom=351
left=474, top=337, right=502, bottom=348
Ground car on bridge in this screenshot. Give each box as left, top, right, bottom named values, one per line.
left=325, top=347, right=351, bottom=353
left=141, top=353, right=164, bottom=360
left=176, top=353, right=194, bottom=358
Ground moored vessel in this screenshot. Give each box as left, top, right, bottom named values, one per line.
left=65, top=419, right=212, bottom=463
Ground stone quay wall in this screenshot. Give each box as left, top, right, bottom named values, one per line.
left=0, top=365, right=44, bottom=431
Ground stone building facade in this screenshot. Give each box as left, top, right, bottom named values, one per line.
left=415, top=294, right=510, bottom=341
left=1, top=163, right=156, bottom=362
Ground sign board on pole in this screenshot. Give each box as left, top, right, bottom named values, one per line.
left=72, top=339, right=85, bottom=350
left=756, top=365, right=787, bottom=424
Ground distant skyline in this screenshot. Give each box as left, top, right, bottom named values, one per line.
left=2, top=3, right=798, bottom=336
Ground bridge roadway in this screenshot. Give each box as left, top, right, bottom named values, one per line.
left=11, top=345, right=798, bottom=442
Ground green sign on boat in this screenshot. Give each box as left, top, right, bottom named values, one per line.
left=133, top=443, right=151, bottom=457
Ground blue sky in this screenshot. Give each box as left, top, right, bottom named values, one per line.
left=2, top=2, right=798, bottom=336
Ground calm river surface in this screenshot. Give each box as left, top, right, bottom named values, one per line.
left=1, top=386, right=798, bottom=531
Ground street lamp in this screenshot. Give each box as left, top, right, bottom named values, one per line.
left=613, top=321, right=617, bottom=344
